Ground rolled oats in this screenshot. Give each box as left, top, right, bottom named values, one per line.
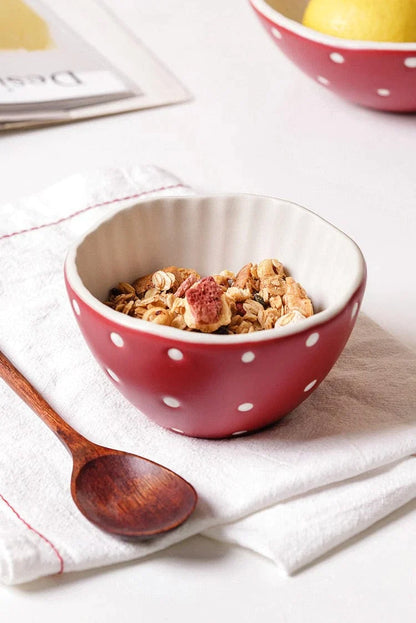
left=152, top=270, right=176, bottom=291
left=276, top=309, right=308, bottom=328
left=259, top=307, right=281, bottom=330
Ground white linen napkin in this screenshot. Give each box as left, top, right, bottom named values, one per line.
left=1, top=165, right=415, bottom=585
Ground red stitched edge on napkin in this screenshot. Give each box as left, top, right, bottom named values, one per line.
left=0, top=182, right=187, bottom=576
left=0, top=493, right=64, bottom=574
left=0, top=183, right=188, bottom=241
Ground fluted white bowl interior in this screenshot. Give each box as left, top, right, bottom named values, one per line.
left=67, top=194, right=365, bottom=343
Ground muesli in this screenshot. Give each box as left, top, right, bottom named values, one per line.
left=105, top=259, right=314, bottom=334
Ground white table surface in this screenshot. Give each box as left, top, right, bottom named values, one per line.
left=1, top=1, right=415, bottom=620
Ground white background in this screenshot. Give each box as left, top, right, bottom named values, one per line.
left=1, top=0, right=415, bottom=620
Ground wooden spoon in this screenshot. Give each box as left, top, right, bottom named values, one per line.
left=0, top=350, right=197, bottom=537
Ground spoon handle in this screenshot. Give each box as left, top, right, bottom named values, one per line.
left=0, top=349, right=90, bottom=457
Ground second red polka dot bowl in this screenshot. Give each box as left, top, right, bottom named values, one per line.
left=250, top=0, right=416, bottom=112
left=64, top=194, right=366, bottom=439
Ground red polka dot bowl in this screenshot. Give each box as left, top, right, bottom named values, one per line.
left=249, top=0, right=416, bottom=112
left=64, top=193, right=366, bottom=439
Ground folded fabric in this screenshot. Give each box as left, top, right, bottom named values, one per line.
left=1, top=165, right=415, bottom=585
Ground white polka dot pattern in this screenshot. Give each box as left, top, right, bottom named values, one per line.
left=306, top=332, right=319, bottom=347
left=72, top=299, right=80, bottom=316
left=238, top=402, right=253, bottom=412
left=351, top=301, right=359, bottom=319
left=110, top=332, right=124, bottom=347
left=163, top=396, right=180, bottom=408
left=106, top=368, right=120, bottom=383
left=377, top=88, right=390, bottom=97
left=317, top=75, right=330, bottom=85
left=330, top=52, right=345, bottom=64
left=168, top=348, right=184, bottom=361
left=241, top=351, right=255, bottom=363
left=271, top=27, right=282, bottom=39
left=404, top=57, right=416, bottom=68
left=231, top=430, right=248, bottom=436
left=304, top=380, right=317, bottom=392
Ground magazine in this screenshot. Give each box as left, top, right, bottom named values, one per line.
left=0, top=0, right=190, bottom=129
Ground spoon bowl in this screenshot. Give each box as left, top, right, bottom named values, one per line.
left=0, top=350, right=197, bottom=537
left=72, top=451, right=197, bottom=537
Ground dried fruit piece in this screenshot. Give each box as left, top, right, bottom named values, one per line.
left=253, top=293, right=267, bottom=308
left=184, top=277, right=232, bottom=332
left=234, top=263, right=258, bottom=292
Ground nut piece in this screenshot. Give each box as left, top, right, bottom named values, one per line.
left=257, top=259, right=284, bottom=280
left=132, top=273, right=154, bottom=296
left=175, top=273, right=199, bottom=298
left=260, top=275, right=287, bottom=298
left=184, top=276, right=231, bottom=332
left=283, top=277, right=314, bottom=317
left=234, top=263, right=258, bottom=292
left=257, top=259, right=287, bottom=302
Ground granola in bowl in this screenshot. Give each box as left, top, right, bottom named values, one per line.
left=105, top=259, right=314, bottom=334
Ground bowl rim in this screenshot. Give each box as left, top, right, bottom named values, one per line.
left=64, top=192, right=366, bottom=346
left=250, top=0, right=416, bottom=51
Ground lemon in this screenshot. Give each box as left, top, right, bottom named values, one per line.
left=302, top=0, right=416, bottom=42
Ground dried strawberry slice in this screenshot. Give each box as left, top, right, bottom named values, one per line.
left=185, top=276, right=223, bottom=325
